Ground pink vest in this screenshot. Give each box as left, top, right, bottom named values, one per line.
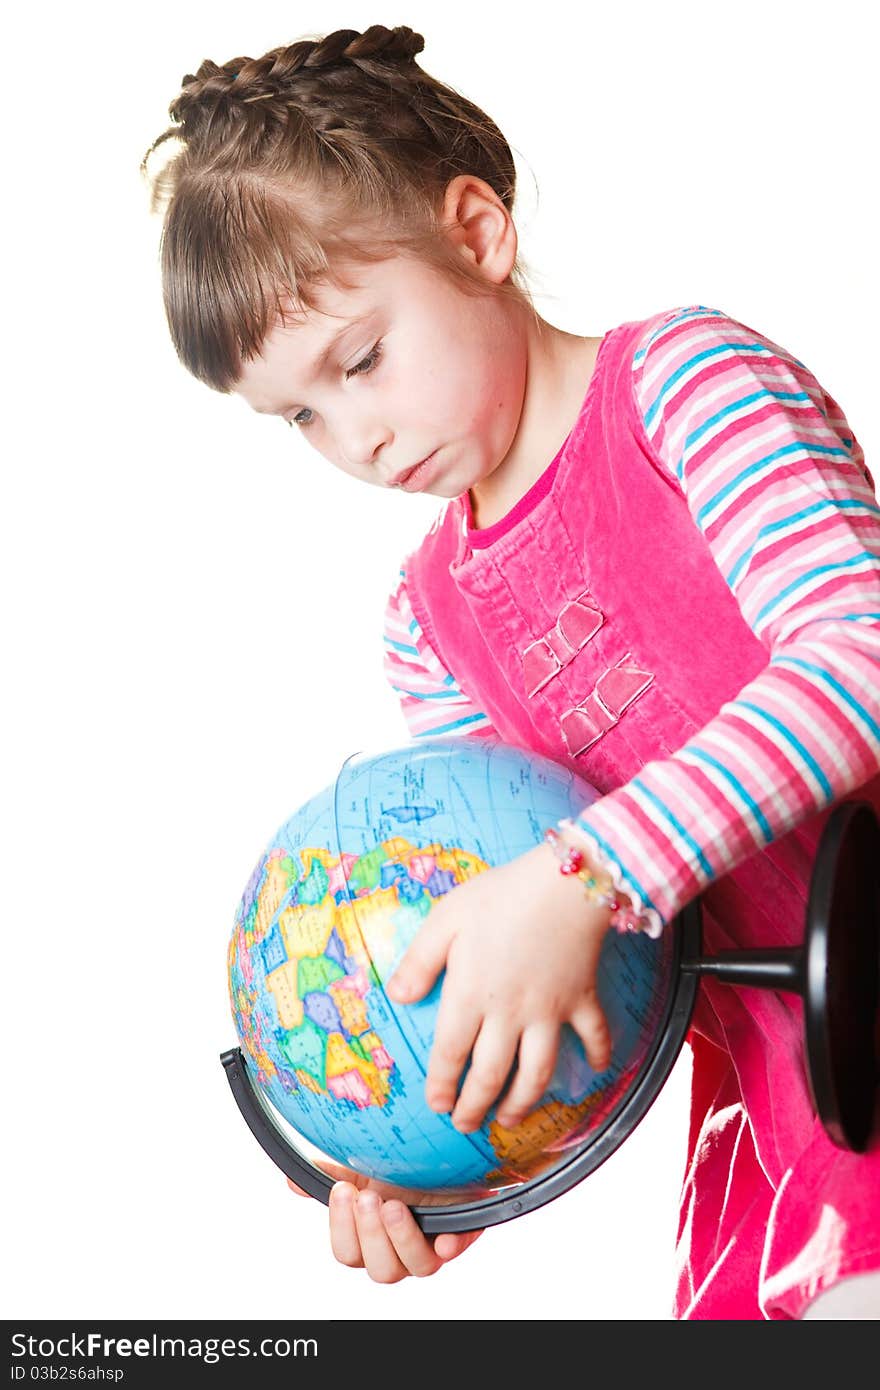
left=405, top=312, right=880, bottom=1319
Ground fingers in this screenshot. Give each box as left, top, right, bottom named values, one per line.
left=445, top=1002, right=611, bottom=1135
left=494, top=1021, right=559, bottom=1129
left=375, top=1199, right=446, bottom=1278
left=434, top=1227, right=486, bottom=1262
left=301, top=1179, right=486, bottom=1284
left=569, top=994, right=613, bottom=1074
left=328, top=1183, right=446, bottom=1283
left=386, top=903, right=455, bottom=1005
left=327, top=1183, right=366, bottom=1269
left=427, top=1004, right=609, bottom=1134
left=449, top=1018, right=518, bottom=1133
left=424, top=991, right=482, bottom=1119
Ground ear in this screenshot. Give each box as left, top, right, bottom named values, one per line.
left=439, top=175, right=517, bottom=285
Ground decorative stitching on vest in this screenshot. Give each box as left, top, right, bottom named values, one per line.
left=560, top=654, right=654, bottom=756
left=522, top=592, right=605, bottom=697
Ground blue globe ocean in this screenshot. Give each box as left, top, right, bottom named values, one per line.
left=227, top=736, right=675, bottom=1195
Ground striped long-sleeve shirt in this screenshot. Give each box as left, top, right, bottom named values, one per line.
left=383, top=307, right=880, bottom=931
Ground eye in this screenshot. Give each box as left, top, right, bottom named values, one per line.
left=345, top=342, right=383, bottom=379
left=287, top=343, right=383, bottom=431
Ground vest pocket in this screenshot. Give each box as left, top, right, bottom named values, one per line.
left=521, top=592, right=605, bottom=697
left=560, top=655, right=654, bottom=756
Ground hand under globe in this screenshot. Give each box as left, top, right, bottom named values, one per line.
left=223, top=734, right=880, bottom=1232
left=226, top=736, right=675, bottom=1203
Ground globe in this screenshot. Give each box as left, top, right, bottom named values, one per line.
left=226, top=735, right=683, bottom=1211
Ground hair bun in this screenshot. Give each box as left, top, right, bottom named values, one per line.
left=309, top=25, right=425, bottom=68
left=362, top=24, right=425, bottom=63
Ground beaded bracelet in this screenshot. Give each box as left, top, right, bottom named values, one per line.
left=544, top=823, right=649, bottom=934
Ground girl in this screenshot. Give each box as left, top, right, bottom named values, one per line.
left=142, top=25, right=880, bottom=1318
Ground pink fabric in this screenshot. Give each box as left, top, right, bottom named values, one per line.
left=403, top=311, right=880, bottom=1319
left=522, top=591, right=604, bottom=697
left=464, top=442, right=565, bottom=548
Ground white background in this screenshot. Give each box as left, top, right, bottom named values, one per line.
left=3, top=0, right=876, bottom=1323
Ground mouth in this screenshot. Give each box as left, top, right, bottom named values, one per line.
left=390, top=451, right=439, bottom=492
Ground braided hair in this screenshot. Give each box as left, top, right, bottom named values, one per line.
left=142, top=25, right=534, bottom=390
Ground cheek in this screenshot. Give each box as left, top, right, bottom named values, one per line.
left=410, top=352, right=500, bottom=427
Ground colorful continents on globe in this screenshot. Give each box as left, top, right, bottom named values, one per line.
left=226, top=738, right=670, bottom=1193
left=229, top=835, right=478, bottom=1114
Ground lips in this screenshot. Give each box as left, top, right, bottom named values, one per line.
left=391, top=451, right=439, bottom=492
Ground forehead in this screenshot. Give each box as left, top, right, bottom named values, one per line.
left=234, top=255, right=446, bottom=412
left=234, top=270, right=374, bottom=412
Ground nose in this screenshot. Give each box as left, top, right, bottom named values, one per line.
left=336, top=415, right=392, bottom=473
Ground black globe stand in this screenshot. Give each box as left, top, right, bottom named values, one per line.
left=221, top=798, right=880, bottom=1231
left=221, top=1047, right=339, bottom=1206
left=681, top=798, right=880, bottom=1153
left=218, top=898, right=702, bottom=1234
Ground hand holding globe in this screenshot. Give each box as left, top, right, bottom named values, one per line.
left=223, top=734, right=880, bottom=1263
left=286, top=1158, right=485, bottom=1283
left=280, top=826, right=617, bottom=1283
left=384, top=838, right=615, bottom=1134
left=225, top=736, right=680, bottom=1220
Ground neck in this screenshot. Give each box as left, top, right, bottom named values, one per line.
left=469, top=311, right=603, bottom=529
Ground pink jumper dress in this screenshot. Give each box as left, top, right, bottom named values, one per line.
left=403, top=313, right=880, bottom=1319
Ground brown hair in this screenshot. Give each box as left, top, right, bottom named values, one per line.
left=141, top=24, right=537, bottom=392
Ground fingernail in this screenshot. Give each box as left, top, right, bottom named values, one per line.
left=386, top=974, right=409, bottom=1000
left=383, top=1201, right=406, bottom=1226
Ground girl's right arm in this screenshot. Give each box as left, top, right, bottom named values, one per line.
left=383, top=568, right=496, bottom=740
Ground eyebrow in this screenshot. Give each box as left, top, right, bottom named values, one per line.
left=253, top=313, right=375, bottom=416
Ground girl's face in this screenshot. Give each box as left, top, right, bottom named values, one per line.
left=234, top=253, right=529, bottom=501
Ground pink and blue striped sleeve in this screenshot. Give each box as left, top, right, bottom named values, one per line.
left=573, top=306, right=880, bottom=935
left=382, top=568, right=496, bottom=739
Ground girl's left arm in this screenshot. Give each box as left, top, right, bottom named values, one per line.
left=573, top=307, right=880, bottom=934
